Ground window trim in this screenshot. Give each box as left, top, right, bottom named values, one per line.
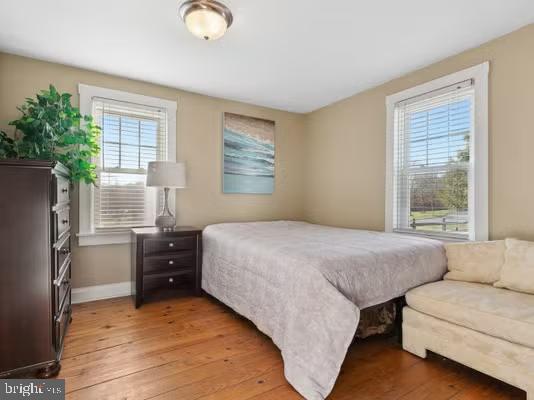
left=385, top=62, right=489, bottom=241
left=78, top=84, right=177, bottom=246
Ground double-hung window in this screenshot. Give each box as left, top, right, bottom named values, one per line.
left=78, top=85, right=177, bottom=246
left=386, top=63, right=489, bottom=241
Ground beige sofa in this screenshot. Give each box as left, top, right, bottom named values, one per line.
left=403, top=239, right=534, bottom=399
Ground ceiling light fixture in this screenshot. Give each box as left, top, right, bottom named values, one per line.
left=179, top=0, right=233, bottom=41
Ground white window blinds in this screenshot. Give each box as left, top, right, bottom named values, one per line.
left=92, top=98, right=168, bottom=231
left=392, top=80, right=474, bottom=239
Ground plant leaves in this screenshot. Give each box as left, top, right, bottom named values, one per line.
left=0, top=84, right=101, bottom=184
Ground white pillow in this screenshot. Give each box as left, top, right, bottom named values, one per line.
left=444, top=240, right=505, bottom=284
left=494, top=239, right=534, bottom=294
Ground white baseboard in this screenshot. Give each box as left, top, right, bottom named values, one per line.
left=71, top=281, right=133, bottom=304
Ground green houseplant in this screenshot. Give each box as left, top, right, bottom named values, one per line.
left=0, top=85, right=101, bottom=184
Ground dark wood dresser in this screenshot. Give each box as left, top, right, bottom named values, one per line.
left=0, top=160, right=72, bottom=378
left=131, top=227, right=202, bottom=308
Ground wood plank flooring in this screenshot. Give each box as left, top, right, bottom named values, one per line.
left=59, top=295, right=526, bottom=400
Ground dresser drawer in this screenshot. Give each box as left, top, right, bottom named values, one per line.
left=55, top=176, right=70, bottom=206
left=53, top=207, right=70, bottom=241
left=54, top=286, right=71, bottom=354
left=143, top=252, right=195, bottom=275
left=54, top=234, right=71, bottom=278
left=143, top=236, right=196, bottom=256
left=143, top=270, right=195, bottom=292
left=53, top=262, right=71, bottom=315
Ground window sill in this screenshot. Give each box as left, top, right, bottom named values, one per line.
left=77, top=231, right=132, bottom=246
left=391, top=229, right=469, bottom=243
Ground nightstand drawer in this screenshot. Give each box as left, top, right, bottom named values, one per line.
left=144, top=252, right=195, bottom=275
left=143, top=270, right=195, bottom=291
left=143, top=236, right=196, bottom=255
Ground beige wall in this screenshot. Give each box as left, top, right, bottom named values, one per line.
left=0, top=53, right=307, bottom=287
left=304, top=24, right=534, bottom=242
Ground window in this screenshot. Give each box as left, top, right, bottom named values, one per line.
left=386, top=63, right=489, bottom=241
left=78, top=85, right=177, bottom=246
left=93, top=99, right=166, bottom=230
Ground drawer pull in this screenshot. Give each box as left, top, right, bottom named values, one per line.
left=61, top=188, right=68, bottom=193
left=169, top=277, right=174, bottom=283
left=168, top=260, right=174, bottom=265
left=169, top=243, right=174, bottom=248
left=62, top=219, right=69, bottom=225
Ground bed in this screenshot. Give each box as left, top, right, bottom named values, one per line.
left=202, top=221, right=446, bottom=399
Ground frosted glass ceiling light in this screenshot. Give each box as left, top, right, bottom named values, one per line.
left=179, top=0, right=233, bottom=41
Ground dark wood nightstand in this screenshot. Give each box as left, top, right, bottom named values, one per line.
left=131, top=226, right=202, bottom=308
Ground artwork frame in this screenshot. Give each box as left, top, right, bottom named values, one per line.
left=222, top=112, right=275, bottom=194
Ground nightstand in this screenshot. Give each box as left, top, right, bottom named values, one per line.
left=131, top=227, right=202, bottom=308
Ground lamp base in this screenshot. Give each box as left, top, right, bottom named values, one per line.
left=155, top=187, right=176, bottom=231
left=155, top=214, right=176, bottom=231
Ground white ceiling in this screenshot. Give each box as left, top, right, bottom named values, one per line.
left=1, top=1, right=533, bottom=113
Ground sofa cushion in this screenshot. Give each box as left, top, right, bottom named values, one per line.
left=406, top=280, right=534, bottom=348
left=444, top=240, right=505, bottom=284
left=494, top=239, right=534, bottom=294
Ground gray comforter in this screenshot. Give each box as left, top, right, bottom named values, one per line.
left=202, top=221, right=446, bottom=399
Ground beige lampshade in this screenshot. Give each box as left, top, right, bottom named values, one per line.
left=146, top=161, right=186, bottom=188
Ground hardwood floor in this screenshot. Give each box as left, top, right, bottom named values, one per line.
left=60, top=295, right=526, bottom=400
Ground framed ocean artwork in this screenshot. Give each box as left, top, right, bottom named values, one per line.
left=223, top=112, right=275, bottom=194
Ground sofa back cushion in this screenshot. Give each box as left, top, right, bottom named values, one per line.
left=494, top=239, right=534, bottom=294
left=444, top=240, right=505, bottom=284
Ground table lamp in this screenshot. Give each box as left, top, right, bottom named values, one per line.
left=146, top=161, right=186, bottom=230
